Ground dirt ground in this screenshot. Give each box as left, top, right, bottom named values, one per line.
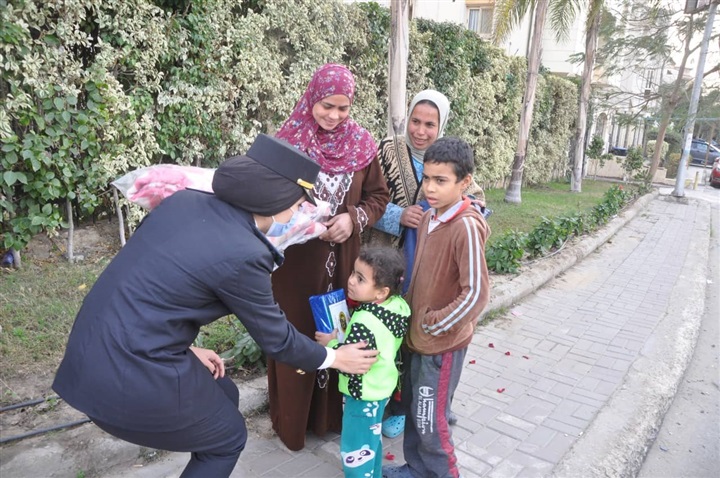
left=18, top=219, right=124, bottom=263
left=1, top=220, right=125, bottom=444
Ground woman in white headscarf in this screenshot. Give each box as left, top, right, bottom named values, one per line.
left=367, top=89, right=486, bottom=439
left=369, top=90, right=484, bottom=245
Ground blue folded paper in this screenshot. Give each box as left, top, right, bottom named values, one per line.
left=309, top=289, right=350, bottom=343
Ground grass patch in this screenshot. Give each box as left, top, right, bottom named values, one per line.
left=1, top=257, right=262, bottom=383
left=484, top=179, right=616, bottom=246
left=1, top=257, right=109, bottom=379
left=477, top=307, right=508, bottom=329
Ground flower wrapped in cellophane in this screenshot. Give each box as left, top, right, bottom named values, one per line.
left=266, top=200, right=331, bottom=253
left=112, top=165, right=216, bottom=210
left=112, top=164, right=329, bottom=253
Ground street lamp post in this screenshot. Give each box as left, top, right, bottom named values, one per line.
left=673, top=1, right=718, bottom=197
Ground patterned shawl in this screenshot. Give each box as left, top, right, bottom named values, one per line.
left=276, top=63, right=377, bottom=174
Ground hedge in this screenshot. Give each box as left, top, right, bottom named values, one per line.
left=1, top=0, right=578, bottom=251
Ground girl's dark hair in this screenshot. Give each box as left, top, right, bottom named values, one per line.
left=358, top=246, right=405, bottom=296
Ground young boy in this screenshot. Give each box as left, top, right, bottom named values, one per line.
left=382, top=137, right=491, bottom=478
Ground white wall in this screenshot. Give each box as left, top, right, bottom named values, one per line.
left=412, top=0, right=467, bottom=24
left=540, top=13, right=586, bottom=76
left=347, top=0, right=466, bottom=24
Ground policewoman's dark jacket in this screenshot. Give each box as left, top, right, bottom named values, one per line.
left=53, top=189, right=326, bottom=432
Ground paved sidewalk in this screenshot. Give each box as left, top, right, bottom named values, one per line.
left=2, top=191, right=714, bottom=478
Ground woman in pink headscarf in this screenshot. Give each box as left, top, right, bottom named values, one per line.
left=268, top=64, right=390, bottom=451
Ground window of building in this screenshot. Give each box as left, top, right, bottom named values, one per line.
left=467, top=6, right=494, bottom=36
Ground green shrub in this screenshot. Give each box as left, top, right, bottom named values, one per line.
left=586, top=135, right=613, bottom=178
left=485, top=231, right=527, bottom=274
left=622, top=146, right=648, bottom=182
left=2, top=0, right=578, bottom=252
left=646, top=140, right=668, bottom=164
left=526, top=217, right=566, bottom=258
left=589, top=185, right=629, bottom=225
left=525, top=212, right=590, bottom=259
left=665, top=152, right=681, bottom=178
left=485, top=185, right=639, bottom=273
left=195, top=316, right=265, bottom=370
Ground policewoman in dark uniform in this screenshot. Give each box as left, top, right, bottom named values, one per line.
left=52, top=134, right=379, bottom=477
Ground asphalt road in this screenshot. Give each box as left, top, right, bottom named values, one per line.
left=638, top=183, right=720, bottom=478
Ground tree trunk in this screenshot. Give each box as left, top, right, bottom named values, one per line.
left=505, top=0, right=549, bottom=204
left=66, top=198, right=75, bottom=263
left=113, top=187, right=127, bottom=247
left=387, top=0, right=411, bottom=137
left=571, top=3, right=601, bottom=193
left=648, top=16, right=694, bottom=180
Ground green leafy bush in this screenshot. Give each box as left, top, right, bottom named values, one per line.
left=622, top=147, right=648, bottom=182
left=646, top=140, right=668, bottom=164
left=665, top=152, right=681, bottom=179
left=486, top=185, right=640, bottom=273
left=485, top=231, right=527, bottom=274
left=2, top=0, right=578, bottom=253
left=589, top=185, right=630, bottom=225
left=525, top=213, right=589, bottom=258
left=195, top=316, right=264, bottom=370
left=526, top=217, right=566, bottom=258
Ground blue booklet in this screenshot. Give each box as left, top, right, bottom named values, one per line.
left=309, top=289, right=350, bottom=343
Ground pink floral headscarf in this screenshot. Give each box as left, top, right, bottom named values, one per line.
left=276, top=63, right=377, bottom=175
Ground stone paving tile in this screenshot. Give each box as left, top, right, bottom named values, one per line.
left=520, top=431, right=576, bottom=462
left=289, top=461, right=342, bottom=477
left=525, top=388, right=563, bottom=405
left=455, top=448, right=493, bottom=476
left=486, top=417, right=533, bottom=441
left=270, top=452, right=339, bottom=477
left=565, top=391, right=605, bottom=408
left=486, top=457, right=524, bottom=478
left=539, top=418, right=586, bottom=438
left=500, top=450, right=555, bottom=478
left=483, top=434, right=522, bottom=465
left=242, top=448, right=294, bottom=474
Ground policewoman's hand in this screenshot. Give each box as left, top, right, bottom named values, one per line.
left=331, top=341, right=379, bottom=374
left=190, top=346, right=225, bottom=379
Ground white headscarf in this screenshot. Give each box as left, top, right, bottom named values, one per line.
left=405, top=89, right=451, bottom=161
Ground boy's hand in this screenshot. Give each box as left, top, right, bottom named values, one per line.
left=400, top=204, right=425, bottom=228
left=315, top=330, right=337, bottom=346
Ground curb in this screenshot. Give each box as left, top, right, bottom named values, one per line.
left=484, top=189, right=659, bottom=316
left=0, top=376, right=270, bottom=478
left=551, top=195, right=712, bottom=477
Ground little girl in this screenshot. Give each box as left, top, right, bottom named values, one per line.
left=316, top=246, right=410, bottom=478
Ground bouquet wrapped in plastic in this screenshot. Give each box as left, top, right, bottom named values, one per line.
left=266, top=200, right=331, bottom=253
left=112, top=165, right=216, bottom=210
left=112, top=164, right=331, bottom=253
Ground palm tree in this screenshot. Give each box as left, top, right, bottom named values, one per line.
left=570, top=0, right=604, bottom=193
left=494, top=0, right=583, bottom=203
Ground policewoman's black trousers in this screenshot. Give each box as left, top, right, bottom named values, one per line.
left=91, top=375, right=246, bottom=477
